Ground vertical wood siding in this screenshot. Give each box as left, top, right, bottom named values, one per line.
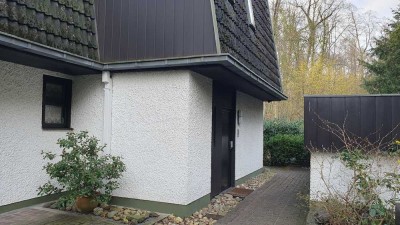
left=94, top=0, right=217, bottom=62
left=304, top=96, right=400, bottom=151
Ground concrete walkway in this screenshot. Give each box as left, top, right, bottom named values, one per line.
left=217, top=167, right=310, bottom=225
left=0, top=205, right=168, bottom=225
left=0, top=206, right=120, bottom=225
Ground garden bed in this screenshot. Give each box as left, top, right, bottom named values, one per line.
left=44, top=202, right=168, bottom=225
left=156, top=167, right=276, bottom=225
left=43, top=168, right=275, bottom=225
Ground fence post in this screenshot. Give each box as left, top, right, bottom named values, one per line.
left=396, top=203, right=400, bottom=225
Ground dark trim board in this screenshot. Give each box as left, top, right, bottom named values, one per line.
left=0, top=193, right=64, bottom=214
left=0, top=32, right=286, bottom=101
left=0, top=168, right=266, bottom=216
left=103, top=55, right=286, bottom=101
left=0, top=32, right=102, bottom=75
left=235, top=167, right=265, bottom=186
left=111, top=194, right=210, bottom=217
left=0, top=193, right=210, bottom=217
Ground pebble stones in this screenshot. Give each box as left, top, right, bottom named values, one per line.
left=94, top=204, right=157, bottom=224
left=237, top=169, right=275, bottom=190
left=155, top=168, right=275, bottom=225
left=93, top=207, right=103, bottom=216
left=44, top=200, right=160, bottom=224
left=107, top=211, right=118, bottom=219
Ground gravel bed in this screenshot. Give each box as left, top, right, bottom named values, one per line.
left=43, top=168, right=275, bottom=225
left=236, top=168, right=276, bottom=190
left=156, top=167, right=276, bottom=225
left=45, top=202, right=162, bottom=224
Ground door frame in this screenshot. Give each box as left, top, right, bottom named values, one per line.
left=211, top=82, right=236, bottom=197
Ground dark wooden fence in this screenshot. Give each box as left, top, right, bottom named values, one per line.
left=304, top=95, right=400, bottom=150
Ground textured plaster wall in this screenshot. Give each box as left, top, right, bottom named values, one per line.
left=310, top=152, right=400, bottom=202
left=187, top=73, right=213, bottom=202
left=71, top=75, right=104, bottom=140
left=0, top=60, right=103, bottom=206
left=235, top=92, right=264, bottom=180
left=111, top=70, right=212, bottom=205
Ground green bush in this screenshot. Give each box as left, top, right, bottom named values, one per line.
left=38, top=131, right=126, bottom=206
left=263, top=120, right=303, bottom=137
left=264, top=134, right=309, bottom=166
left=263, top=120, right=308, bottom=166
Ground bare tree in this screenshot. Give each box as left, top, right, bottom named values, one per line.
left=265, top=0, right=382, bottom=120
left=292, top=0, right=345, bottom=64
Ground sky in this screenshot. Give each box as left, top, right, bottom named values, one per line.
left=349, top=0, right=398, bottom=19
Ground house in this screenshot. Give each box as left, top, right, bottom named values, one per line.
left=0, top=0, right=285, bottom=216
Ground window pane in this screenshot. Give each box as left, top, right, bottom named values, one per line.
left=45, top=83, right=64, bottom=104
left=45, top=105, right=63, bottom=124
left=246, top=0, right=255, bottom=27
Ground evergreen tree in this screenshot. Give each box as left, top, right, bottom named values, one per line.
left=364, top=5, right=400, bottom=93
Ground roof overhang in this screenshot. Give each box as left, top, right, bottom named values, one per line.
left=0, top=32, right=286, bottom=101
left=103, top=56, right=287, bottom=101
left=0, top=32, right=101, bottom=75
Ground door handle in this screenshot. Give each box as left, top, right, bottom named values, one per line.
left=229, top=141, right=234, bottom=150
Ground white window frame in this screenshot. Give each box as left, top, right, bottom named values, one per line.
left=245, top=0, right=255, bottom=29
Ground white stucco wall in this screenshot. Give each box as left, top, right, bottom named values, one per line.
left=1, top=59, right=267, bottom=207
left=71, top=75, right=104, bottom=140
left=310, top=152, right=400, bottom=202
left=187, top=74, right=213, bottom=202
left=111, top=70, right=212, bottom=205
left=235, top=91, right=264, bottom=180
left=0, top=60, right=103, bottom=207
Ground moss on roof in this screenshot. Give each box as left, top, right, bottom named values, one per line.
left=0, top=0, right=98, bottom=59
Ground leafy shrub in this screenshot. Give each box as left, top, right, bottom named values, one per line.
left=263, top=120, right=303, bottom=137
left=264, top=134, right=309, bottom=166
left=38, top=131, right=126, bottom=205
left=263, top=120, right=308, bottom=166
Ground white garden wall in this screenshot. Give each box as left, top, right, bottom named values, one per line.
left=310, top=152, right=400, bottom=202
left=111, top=70, right=212, bottom=205
left=235, top=91, right=264, bottom=180
left=0, top=60, right=103, bottom=207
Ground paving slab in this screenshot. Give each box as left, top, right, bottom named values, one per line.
left=0, top=205, right=168, bottom=225
left=217, top=167, right=310, bottom=225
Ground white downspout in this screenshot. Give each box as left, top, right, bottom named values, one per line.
left=102, top=71, right=112, bottom=154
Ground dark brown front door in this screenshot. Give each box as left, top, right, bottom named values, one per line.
left=211, top=83, right=236, bottom=197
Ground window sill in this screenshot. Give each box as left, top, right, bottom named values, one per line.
left=42, top=127, right=74, bottom=131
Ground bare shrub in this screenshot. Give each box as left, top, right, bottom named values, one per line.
left=309, top=116, right=400, bottom=225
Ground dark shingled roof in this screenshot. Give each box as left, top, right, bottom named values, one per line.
left=214, top=0, right=281, bottom=90
left=0, top=0, right=285, bottom=100
left=0, top=0, right=98, bottom=59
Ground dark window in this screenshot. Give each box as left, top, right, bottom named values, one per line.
left=228, top=0, right=236, bottom=5
left=42, top=75, right=72, bottom=129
